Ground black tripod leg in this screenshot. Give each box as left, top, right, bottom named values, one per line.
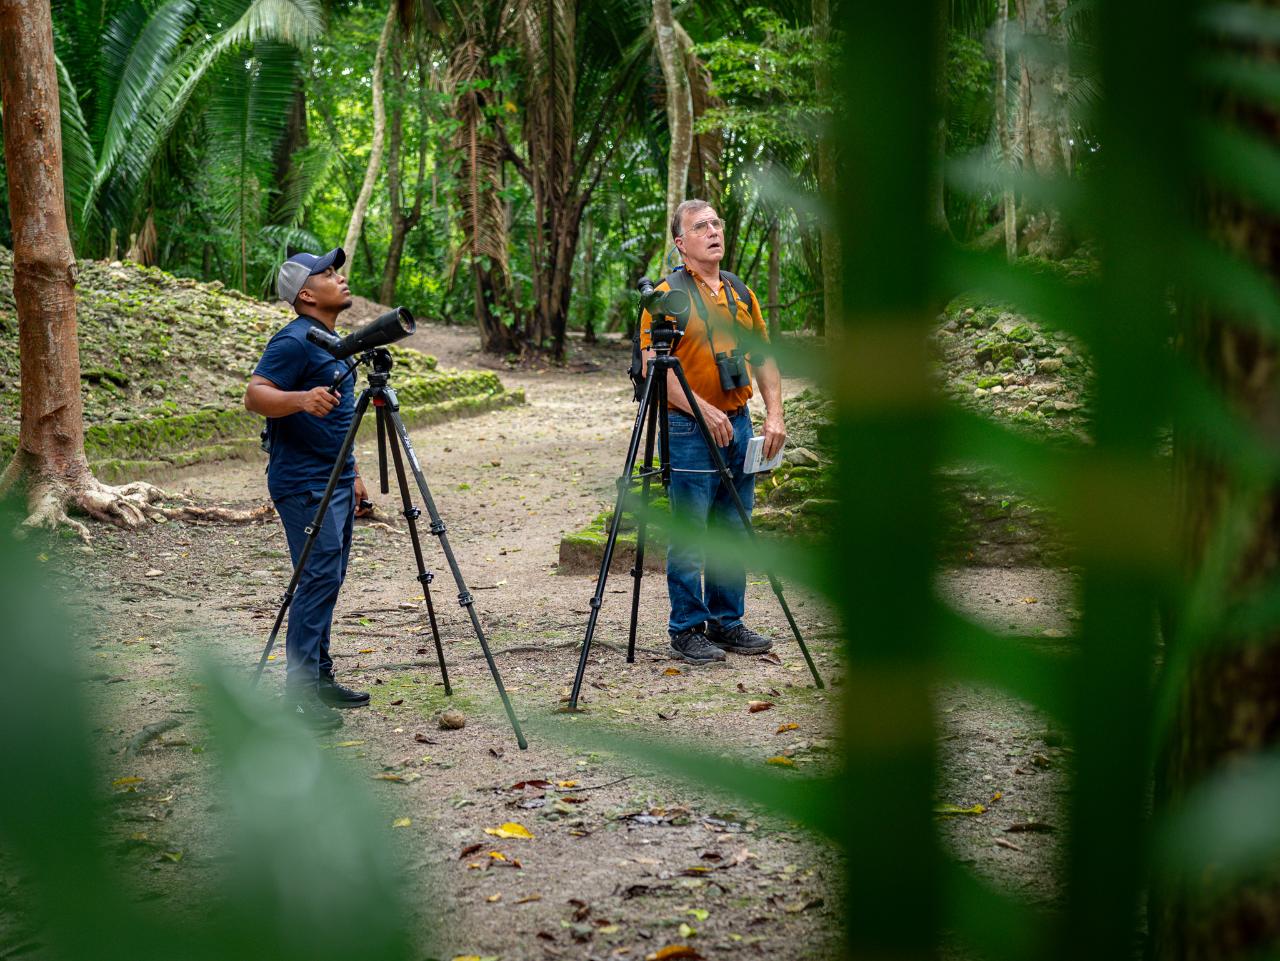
left=668, top=364, right=825, bottom=690
left=384, top=408, right=527, bottom=750
left=626, top=394, right=661, bottom=663
left=569, top=372, right=658, bottom=709
left=254, top=390, right=372, bottom=683
left=376, top=401, right=390, bottom=494
left=383, top=406, right=452, bottom=696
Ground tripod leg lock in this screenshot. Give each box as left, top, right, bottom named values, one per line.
left=429, top=520, right=446, bottom=535
left=403, top=507, right=422, bottom=521
left=304, top=525, right=315, bottom=536
left=457, top=591, right=473, bottom=607
left=589, top=597, right=602, bottom=609
left=417, top=571, right=434, bottom=586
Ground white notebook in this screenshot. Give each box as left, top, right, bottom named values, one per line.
left=744, top=435, right=785, bottom=474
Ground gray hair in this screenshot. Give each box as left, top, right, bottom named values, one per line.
left=671, top=199, right=713, bottom=239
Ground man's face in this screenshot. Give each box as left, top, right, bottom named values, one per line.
left=674, top=207, right=724, bottom=265
left=299, top=266, right=352, bottom=312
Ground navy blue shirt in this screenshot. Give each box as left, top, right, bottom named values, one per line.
left=254, top=315, right=356, bottom=501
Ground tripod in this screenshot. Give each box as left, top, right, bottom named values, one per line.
left=253, top=347, right=527, bottom=749
left=567, top=317, right=824, bottom=710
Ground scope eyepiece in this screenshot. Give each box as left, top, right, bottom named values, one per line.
left=306, top=306, right=416, bottom=360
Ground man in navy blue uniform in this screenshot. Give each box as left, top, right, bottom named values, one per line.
left=246, top=248, right=372, bottom=731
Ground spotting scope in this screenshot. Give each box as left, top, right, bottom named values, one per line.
left=637, top=278, right=690, bottom=319
left=307, top=307, right=416, bottom=361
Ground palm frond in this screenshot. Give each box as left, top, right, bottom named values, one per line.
left=54, top=54, right=97, bottom=249
left=86, top=0, right=323, bottom=228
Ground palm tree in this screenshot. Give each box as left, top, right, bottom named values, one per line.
left=51, top=0, right=324, bottom=274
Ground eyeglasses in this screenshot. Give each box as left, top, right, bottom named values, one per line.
left=684, top=217, right=724, bottom=238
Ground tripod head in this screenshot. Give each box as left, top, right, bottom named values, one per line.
left=648, top=316, right=682, bottom=355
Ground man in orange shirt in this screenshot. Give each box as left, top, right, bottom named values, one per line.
left=639, top=199, right=787, bottom=665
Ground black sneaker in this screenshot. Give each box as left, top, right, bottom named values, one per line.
left=707, top=621, right=774, bottom=655
left=318, top=671, right=370, bottom=708
left=668, top=627, right=727, bottom=665
left=285, top=691, right=344, bottom=732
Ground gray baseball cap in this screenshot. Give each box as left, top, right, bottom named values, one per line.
left=277, top=248, right=345, bottom=305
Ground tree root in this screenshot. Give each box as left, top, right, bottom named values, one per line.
left=20, top=474, right=272, bottom=545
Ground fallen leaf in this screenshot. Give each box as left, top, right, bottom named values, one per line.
left=335, top=740, right=365, bottom=748
left=144, top=569, right=163, bottom=578
left=556, top=780, right=579, bottom=789
left=736, top=683, right=747, bottom=693
left=459, top=843, right=483, bottom=859
left=358, top=648, right=375, bottom=654
left=994, top=837, right=1022, bottom=851
left=645, top=948, right=703, bottom=961
left=748, top=701, right=774, bottom=713
left=991, top=792, right=1004, bottom=802
left=776, top=723, right=799, bottom=734
left=934, top=803, right=986, bottom=816
left=489, top=747, right=505, bottom=758
left=658, top=709, right=679, bottom=721
left=677, top=923, right=697, bottom=938
left=484, top=822, right=535, bottom=840
left=765, top=756, right=794, bottom=767
left=392, top=817, right=412, bottom=828
left=510, top=779, right=553, bottom=791
left=371, top=772, right=421, bottom=784
left=486, top=893, right=502, bottom=902
left=414, top=733, right=438, bottom=744
left=1021, top=597, right=1038, bottom=604
left=784, top=898, right=824, bottom=913
left=390, top=699, right=404, bottom=706
left=487, top=852, right=507, bottom=861
left=158, top=850, right=183, bottom=863
left=112, top=776, right=145, bottom=789
left=761, top=651, right=782, bottom=665
left=686, top=908, right=709, bottom=921
left=662, top=667, right=682, bottom=676
left=515, top=894, right=543, bottom=904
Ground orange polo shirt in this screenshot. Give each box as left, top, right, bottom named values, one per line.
left=639, top=266, right=769, bottom=412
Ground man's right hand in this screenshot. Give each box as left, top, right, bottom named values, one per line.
left=299, top=386, right=340, bottom=417
left=700, top=401, right=733, bottom=447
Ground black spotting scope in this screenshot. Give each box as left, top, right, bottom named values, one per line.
left=637, top=277, right=690, bottom=319
left=306, top=306, right=416, bottom=360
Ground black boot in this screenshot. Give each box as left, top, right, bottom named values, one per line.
left=318, top=670, right=370, bottom=708
left=668, top=626, right=727, bottom=665
left=285, top=687, right=344, bottom=733
left=706, top=621, right=774, bottom=655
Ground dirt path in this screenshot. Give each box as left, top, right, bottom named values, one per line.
left=62, top=326, right=1073, bottom=960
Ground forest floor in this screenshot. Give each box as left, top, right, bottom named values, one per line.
left=42, top=325, right=1073, bottom=961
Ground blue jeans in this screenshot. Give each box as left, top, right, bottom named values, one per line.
left=665, top=408, right=755, bottom=636
left=273, top=484, right=354, bottom=692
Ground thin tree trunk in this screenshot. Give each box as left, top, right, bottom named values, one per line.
left=996, top=0, right=1016, bottom=262
left=1014, top=0, right=1071, bottom=257
left=343, top=3, right=395, bottom=281
left=380, top=44, right=427, bottom=306
left=582, top=216, right=596, bottom=343
left=767, top=217, right=781, bottom=343
left=654, top=0, right=692, bottom=232
left=813, top=0, right=839, bottom=337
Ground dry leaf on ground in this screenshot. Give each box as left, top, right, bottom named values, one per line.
left=484, top=822, right=535, bottom=840
left=748, top=701, right=774, bottom=713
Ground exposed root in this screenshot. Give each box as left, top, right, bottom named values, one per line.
left=20, top=473, right=272, bottom=545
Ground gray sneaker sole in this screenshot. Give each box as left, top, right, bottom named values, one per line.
left=667, top=643, right=726, bottom=665
left=713, top=640, right=774, bottom=655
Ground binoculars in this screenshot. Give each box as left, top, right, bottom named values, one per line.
left=715, top=348, right=750, bottom=392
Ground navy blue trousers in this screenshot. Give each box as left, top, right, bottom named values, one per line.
left=274, top=485, right=354, bottom=692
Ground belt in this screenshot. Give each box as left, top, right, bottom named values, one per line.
left=724, top=404, right=748, bottom=418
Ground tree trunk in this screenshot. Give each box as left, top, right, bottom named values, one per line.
left=1014, top=0, right=1071, bottom=258
left=343, top=2, right=395, bottom=282
left=996, top=0, right=1016, bottom=262
left=813, top=0, right=839, bottom=337
left=767, top=217, right=781, bottom=344
left=582, top=216, right=596, bottom=343
left=683, top=22, right=721, bottom=201
left=1157, top=10, right=1280, bottom=953
left=654, top=0, right=692, bottom=231
left=379, top=44, right=427, bottom=307
left=0, top=0, right=251, bottom=539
